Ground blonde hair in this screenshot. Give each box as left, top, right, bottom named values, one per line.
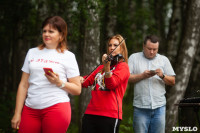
left=107, top=34, right=128, bottom=63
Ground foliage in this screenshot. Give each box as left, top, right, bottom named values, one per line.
left=0, top=91, right=16, bottom=133
left=0, top=0, right=199, bottom=132
left=67, top=124, right=79, bottom=133
left=119, top=84, right=134, bottom=133
left=0, top=0, right=163, bottom=132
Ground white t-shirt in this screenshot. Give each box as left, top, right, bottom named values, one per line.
left=22, top=47, right=80, bottom=109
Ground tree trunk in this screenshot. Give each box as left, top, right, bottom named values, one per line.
left=153, top=0, right=167, bottom=54
left=166, top=0, right=182, bottom=64
left=180, top=41, right=200, bottom=127
left=165, top=1, right=200, bottom=132
left=106, top=0, right=117, bottom=37
left=78, top=0, right=101, bottom=132
left=100, top=0, right=117, bottom=56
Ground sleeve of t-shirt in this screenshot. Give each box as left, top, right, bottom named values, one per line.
left=128, top=54, right=134, bottom=74
left=21, top=49, right=30, bottom=73
left=163, top=56, right=176, bottom=76
left=66, top=53, right=80, bottom=78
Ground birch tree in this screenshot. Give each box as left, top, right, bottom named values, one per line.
left=78, top=0, right=101, bottom=132
left=166, top=1, right=200, bottom=132
left=180, top=41, right=200, bottom=127
left=166, top=0, right=182, bottom=64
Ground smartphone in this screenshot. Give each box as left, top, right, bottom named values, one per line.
left=150, top=70, right=156, bottom=74
left=43, top=68, right=54, bottom=76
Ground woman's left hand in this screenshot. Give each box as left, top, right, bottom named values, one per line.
left=45, top=71, right=62, bottom=87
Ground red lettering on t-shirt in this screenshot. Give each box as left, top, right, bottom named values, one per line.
left=31, top=58, right=59, bottom=64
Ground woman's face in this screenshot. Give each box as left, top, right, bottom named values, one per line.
left=42, top=24, right=61, bottom=49
left=108, top=38, right=121, bottom=56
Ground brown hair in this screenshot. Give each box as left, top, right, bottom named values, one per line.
left=107, top=34, right=128, bottom=63
left=38, top=16, right=68, bottom=53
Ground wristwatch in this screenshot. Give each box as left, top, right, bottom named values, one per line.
left=161, top=74, right=165, bottom=79
left=59, top=82, right=65, bottom=88
left=105, top=71, right=112, bottom=76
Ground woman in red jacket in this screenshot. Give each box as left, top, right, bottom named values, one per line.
left=80, top=34, right=130, bottom=133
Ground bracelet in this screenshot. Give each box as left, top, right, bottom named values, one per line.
left=105, top=71, right=112, bottom=76
left=59, top=81, right=65, bottom=88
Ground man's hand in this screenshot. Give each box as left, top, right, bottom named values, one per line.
left=142, top=70, right=156, bottom=79
left=155, top=69, right=164, bottom=78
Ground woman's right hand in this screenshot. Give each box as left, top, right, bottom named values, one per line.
left=11, top=113, right=21, bottom=130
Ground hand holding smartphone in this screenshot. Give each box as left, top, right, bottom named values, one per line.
left=43, top=68, right=54, bottom=76
left=150, top=70, right=156, bottom=74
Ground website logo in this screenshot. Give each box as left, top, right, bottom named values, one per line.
left=172, top=127, right=198, bottom=132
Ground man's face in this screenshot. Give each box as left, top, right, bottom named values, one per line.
left=143, top=40, right=159, bottom=59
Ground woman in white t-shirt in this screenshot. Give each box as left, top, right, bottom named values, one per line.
left=11, top=16, right=81, bottom=133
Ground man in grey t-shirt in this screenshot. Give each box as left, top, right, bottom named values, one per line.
left=128, top=35, right=175, bottom=133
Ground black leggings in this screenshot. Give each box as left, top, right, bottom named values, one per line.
left=81, top=114, right=121, bottom=133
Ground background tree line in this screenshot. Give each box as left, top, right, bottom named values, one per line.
left=0, top=0, right=200, bottom=132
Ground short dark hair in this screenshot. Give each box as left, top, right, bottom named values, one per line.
left=143, top=35, right=160, bottom=45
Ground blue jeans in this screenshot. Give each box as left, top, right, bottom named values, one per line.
left=133, top=106, right=166, bottom=133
